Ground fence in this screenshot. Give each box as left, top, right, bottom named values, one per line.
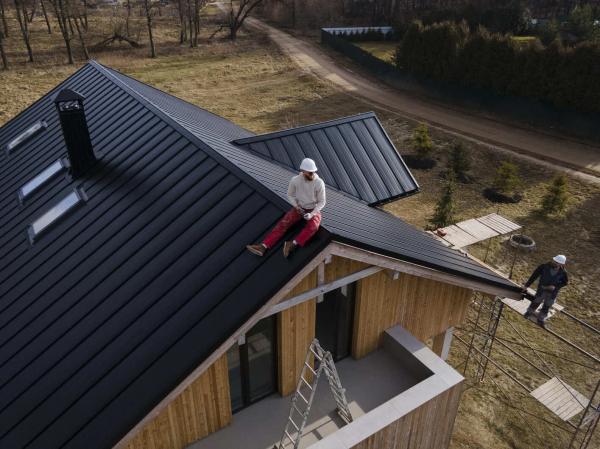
left=320, top=28, right=600, bottom=143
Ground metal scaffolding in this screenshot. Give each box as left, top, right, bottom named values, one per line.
left=455, top=293, right=600, bottom=449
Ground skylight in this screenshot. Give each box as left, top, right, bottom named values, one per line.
left=5, top=121, right=48, bottom=153
left=28, top=189, right=85, bottom=242
left=19, top=159, right=66, bottom=202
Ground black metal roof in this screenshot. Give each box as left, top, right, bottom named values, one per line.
left=233, top=113, right=419, bottom=205
left=0, top=62, right=518, bottom=449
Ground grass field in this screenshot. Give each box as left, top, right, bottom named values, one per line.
left=1, top=5, right=600, bottom=449
left=354, top=41, right=397, bottom=63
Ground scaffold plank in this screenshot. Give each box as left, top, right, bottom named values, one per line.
left=531, top=377, right=589, bottom=421
left=502, top=297, right=564, bottom=321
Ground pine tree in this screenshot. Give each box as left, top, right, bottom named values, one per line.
left=493, top=161, right=520, bottom=195
left=448, top=142, right=472, bottom=182
left=412, top=123, right=433, bottom=159
left=541, top=175, right=569, bottom=215
left=430, top=173, right=456, bottom=229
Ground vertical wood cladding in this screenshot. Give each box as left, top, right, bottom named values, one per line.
left=277, top=269, right=318, bottom=396
left=353, top=271, right=471, bottom=359
left=124, top=355, right=232, bottom=449
left=350, top=381, right=463, bottom=449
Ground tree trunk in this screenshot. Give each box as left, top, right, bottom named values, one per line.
left=192, top=0, right=199, bottom=47
left=177, top=0, right=184, bottom=43
left=126, top=0, right=131, bottom=35
left=28, top=0, right=36, bottom=22
left=186, top=0, right=192, bottom=47
left=52, top=0, right=74, bottom=64
left=40, top=0, right=51, bottom=33
left=0, top=30, right=8, bottom=69
left=14, top=0, right=34, bottom=62
left=0, top=0, right=9, bottom=37
left=70, top=9, right=88, bottom=59
left=82, top=0, right=87, bottom=29
left=143, top=0, right=155, bottom=57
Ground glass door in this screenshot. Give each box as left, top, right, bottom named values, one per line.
left=227, top=316, right=277, bottom=413
left=316, top=283, right=356, bottom=361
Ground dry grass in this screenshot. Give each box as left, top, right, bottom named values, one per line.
left=2, top=5, right=600, bottom=449
left=354, top=41, right=397, bottom=63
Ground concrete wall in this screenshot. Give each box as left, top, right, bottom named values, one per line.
left=307, top=325, right=464, bottom=449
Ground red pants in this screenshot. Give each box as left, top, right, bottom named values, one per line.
left=263, top=208, right=321, bottom=248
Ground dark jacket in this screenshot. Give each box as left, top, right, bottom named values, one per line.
left=525, top=263, right=568, bottom=300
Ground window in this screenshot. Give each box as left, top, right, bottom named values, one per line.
left=6, top=121, right=47, bottom=153
left=28, top=189, right=85, bottom=242
left=19, top=159, right=66, bottom=202
left=227, top=316, right=277, bottom=413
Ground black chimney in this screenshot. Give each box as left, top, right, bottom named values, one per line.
left=54, top=89, right=96, bottom=178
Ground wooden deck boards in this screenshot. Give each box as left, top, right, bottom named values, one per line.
left=502, top=297, right=564, bottom=321
left=530, top=377, right=589, bottom=421
left=436, top=213, right=521, bottom=248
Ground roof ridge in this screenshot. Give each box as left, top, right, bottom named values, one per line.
left=89, top=60, right=293, bottom=214
left=232, top=111, right=377, bottom=145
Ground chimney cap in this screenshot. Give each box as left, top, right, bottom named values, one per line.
left=54, top=89, right=86, bottom=104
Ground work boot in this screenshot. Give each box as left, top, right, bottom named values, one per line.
left=246, top=243, right=267, bottom=257
left=537, top=319, right=546, bottom=329
left=283, top=241, right=296, bottom=258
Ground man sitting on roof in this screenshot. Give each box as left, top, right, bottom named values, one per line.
left=522, top=255, right=569, bottom=327
left=247, top=158, right=326, bottom=258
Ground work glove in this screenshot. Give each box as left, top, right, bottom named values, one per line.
left=303, top=212, right=314, bottom=220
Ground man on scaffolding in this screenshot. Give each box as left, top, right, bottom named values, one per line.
left=522, top=255, right=569, bottom=328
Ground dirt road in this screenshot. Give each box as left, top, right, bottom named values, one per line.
left=214, top=4, right=600, bottom=183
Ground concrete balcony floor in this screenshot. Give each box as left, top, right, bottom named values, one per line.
left=189, top=348, right=421, bottom=449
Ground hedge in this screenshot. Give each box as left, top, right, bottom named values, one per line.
left=396, top=21, right=600, bottom=113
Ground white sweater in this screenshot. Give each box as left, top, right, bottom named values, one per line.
left=287, top=174, right=326, bottom=213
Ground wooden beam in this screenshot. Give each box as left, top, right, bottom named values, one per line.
left=112, top=245, right=334, bottom=449
left=265, top=266, right=384, bottom=317
left=329, top=242, right=521, bottom=300
left=317, top=261, right=325, bottom=303
left=386, top=270, right=400, bottom=280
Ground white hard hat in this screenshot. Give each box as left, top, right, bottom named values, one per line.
left=553, top=254, right=567, bottom=265
left=299, top=158, right=317, bottom=172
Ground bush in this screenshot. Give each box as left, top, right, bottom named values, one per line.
left=537, top=19, right=560, bottom=46
left=395, top=20, right=600, bottom=113
left=447, top=142, right=472, bottom=182
left=412, top=123, right=433, bottom=158
left=541, top=175, right=569, bottom=215
left=493, top=161, right=521, bottom=195
left=430, top=173, right=456, bottom=229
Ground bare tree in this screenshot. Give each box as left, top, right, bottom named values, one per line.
left=68, top=1, right=88, bottom=59
left=0, top=0, right=9, bottom=37
left=228, top=0, right=263, bottom=40
left=50, top=0, right=74, bottom=64
left=14, top=0, right=34, bottom=62
left=125, top=0, right=131, bottom=35
left=0, top=28, right=8, bottom=69
left=142, top=0, right=155, bottom=57
left=40, top=0, right=52, bottom=33
left=176, top=0, right=186, bottom=42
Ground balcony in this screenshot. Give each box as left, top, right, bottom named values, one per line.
left=189, top=326, right=463, bottom=449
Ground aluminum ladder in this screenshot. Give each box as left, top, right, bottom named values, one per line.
left=274, top=338, right=353, bottom=449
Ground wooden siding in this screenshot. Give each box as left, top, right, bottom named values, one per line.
left=124, top=355, right=232, bottom=449
left=349, top=381, right=463, bottom=449
left=325, top=255, right=368, bottom=282
left=353, top=271, right=472, bottom=359
left=277, top=269, right=318, bottom=396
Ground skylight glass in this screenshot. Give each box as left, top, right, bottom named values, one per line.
left=19, top=159, right=66, bottom=201
left=29, top=189, right=84, bottom=241
left=6, top=121, right=47, bottom=153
